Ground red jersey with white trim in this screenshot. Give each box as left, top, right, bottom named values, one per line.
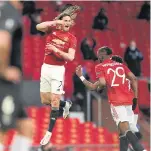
left=95, top=59, right=134, bottom=106
left=44, top=29, right=77, bottom=66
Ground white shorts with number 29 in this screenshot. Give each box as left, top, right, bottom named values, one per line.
left=40, top=63, right=65, bottom=95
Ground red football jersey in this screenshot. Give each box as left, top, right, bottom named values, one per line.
left=44, top=29, right=77, bottom=65
left=95, top=59, right=134, bottom=106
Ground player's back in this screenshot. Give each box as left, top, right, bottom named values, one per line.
left=95, top=59, right=134, bottom=106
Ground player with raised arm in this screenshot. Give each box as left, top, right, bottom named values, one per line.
left=76, top=47, right=146, bottom=151
left=36, top=5, right=80, bottom=148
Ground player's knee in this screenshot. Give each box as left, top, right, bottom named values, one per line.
left=40, top=92, right=51, bottom=105
left=118, top=121, right=130, bottom=135
left=16, top=118, right=34, bottom=138
left=51, top=94, right=61, bottom=108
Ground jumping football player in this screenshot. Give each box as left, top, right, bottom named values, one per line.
left=36, top=5, right=80, bottom=148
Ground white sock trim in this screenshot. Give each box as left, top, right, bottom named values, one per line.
left=119, top=134, right=126, bottom=138
left=46, top=131, right=52, bottom=135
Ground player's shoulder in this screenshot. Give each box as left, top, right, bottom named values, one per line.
left=95, top=63, right=102, bottom=68
left=68, top=32, right=77, bottom=40
left=95, top=63, right=103, bottom=70
left=120, top=63, right=127, bottom=68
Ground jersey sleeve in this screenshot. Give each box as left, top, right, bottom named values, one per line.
left=69, top=35, right=77, bottom=50
left=95, top=65, right=105, bottom=79
left=123, top=64, right=131, bottom=75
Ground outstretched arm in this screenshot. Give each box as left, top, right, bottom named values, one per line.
left=36, top=20, right=64, bottom=33
left=82, top=79, right=100, bottom=91
left=76, top=65, right=105, bottom=91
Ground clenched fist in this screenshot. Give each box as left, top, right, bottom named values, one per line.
left=76, top=65, right=83, bottom=77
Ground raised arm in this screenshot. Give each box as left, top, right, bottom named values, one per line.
left=36, top=20, right=64, bottom=33
left=81, top=79, right=100, bottom=91
left=76, top=65, right=105, bottom=91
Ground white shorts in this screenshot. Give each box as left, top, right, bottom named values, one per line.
left=110, top=104, right=139, bottom=132
left=133, top=114, right=139, bottom=131
left=40, top=63, right=65, bottom=94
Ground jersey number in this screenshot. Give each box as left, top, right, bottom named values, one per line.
left=107, top=67, right=130, bottom=89
left=58, top=81, right=62, bottom=88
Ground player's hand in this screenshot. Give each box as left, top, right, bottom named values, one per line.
left=132, top=98, right=137, bottom=110
left=56, top=20, right=64, bottom=25
left=3, top=67, right=21, bottom=83
left=46, top=44, right=58, bottom=53
left=76, top=65, right=83, bottom=77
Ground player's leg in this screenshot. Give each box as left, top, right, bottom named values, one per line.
left=40, top=64, right=71, bottom=117
left=40, top=75, right=63, bottom=146
left=10, top=104, right=34, bottom=151
left=118, top=122, right=145, bottom=151
left=110, top=105, right=146, bottom=151
left=40, top=71, right=57, bottom=146
left=48, top=93, right=60, bottom=133
left=40, top=91, right=72, bottom=119
left=118, top=106, right=145, bottom=151
left=119, top=134, right=129, bottom=151
left=40, top=92, right=51, bottom=105
left=40, top=93, right=61, bottom=146
left=128, top=113, right=142, bottom=151
left=131, top=114, right=142, bottom=140
left=110, top=105, right=129, bottom=151
left=120, top=113, right=142, bottom=151
left=117, top=129, right=128, bottom=151
left=40, top=64, right=53, bottom=106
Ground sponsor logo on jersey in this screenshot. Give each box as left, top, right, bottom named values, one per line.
left=52, top=39, right=65, bottom=45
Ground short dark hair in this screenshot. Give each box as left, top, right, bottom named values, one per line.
left=98, top=46, right=112, bottom=55
left=111, top=55, right=123, bottom=63
left=59, top=13, right=71, bottom=20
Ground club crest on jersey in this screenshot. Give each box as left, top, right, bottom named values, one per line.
left=52, top=39, right=65, bottom=45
